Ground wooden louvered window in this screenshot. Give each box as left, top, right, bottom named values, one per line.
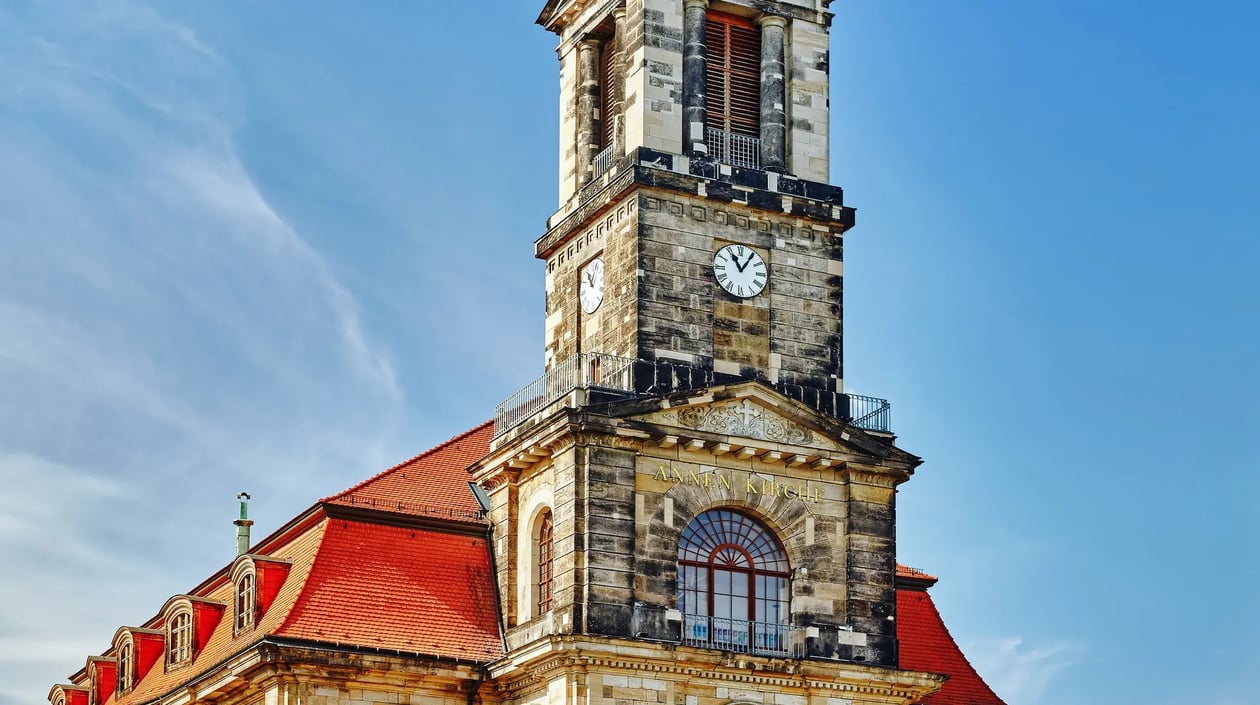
left=536, top=511, right=554, bottom=614
left=600, top=36, right=618, bottom=149
left=705, top=11, right=761, bottom=138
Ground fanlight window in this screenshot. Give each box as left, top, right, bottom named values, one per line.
left=678, top=509, right=790, bottom=655
left=536, top=511, right=554, bottom=614
left=167, top=611, right=193, bottom=666
left=235, top=573, right=255, bottom=633
left=116, top=641, right=133, bottom=693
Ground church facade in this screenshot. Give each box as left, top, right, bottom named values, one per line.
left=47, top=3, right=1007, bottom=705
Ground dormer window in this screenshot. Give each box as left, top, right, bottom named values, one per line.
left=116, top=640, right=133, bottom=693
left=166, top=611, right=193, bottom=666
left=234, top=572, right=255, bottom=633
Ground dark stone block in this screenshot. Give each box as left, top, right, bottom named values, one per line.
left=637, top=148, right=674, bottom=171
left=587, top=601, right=633, bottom=638
left=747, top=190, right=780, bottom=211
left=706, top=180, right=735, bottom=202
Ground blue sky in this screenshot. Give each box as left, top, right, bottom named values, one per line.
left=1, top=2, right=1257, bottom=704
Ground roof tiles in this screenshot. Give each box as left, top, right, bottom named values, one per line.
left=323, top=421, right=493, bottom=520
left=277, top=519, right=502, bottom=661
left=897, top=582, right=1006, bottom=705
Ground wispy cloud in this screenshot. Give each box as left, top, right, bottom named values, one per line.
left=965, top=636, right=1081, bottom=705
left=0, top=2, right=407, bottom=702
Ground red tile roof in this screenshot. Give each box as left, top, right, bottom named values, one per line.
left=897, top=575, right=1006, bottom=705
left=276, top=519, right=502, bottom=661
left=323, top=421, right=493, bottom=521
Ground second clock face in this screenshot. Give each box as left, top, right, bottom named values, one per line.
left=713, top=244, right=768, bottom=298
left=579, top=257, right=606, bottom=313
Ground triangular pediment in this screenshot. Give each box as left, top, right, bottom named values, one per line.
left=606, top=382, right=910, bottom=461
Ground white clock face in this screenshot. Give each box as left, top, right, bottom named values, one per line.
left=713, top=244, right=768, bottom=298
left=579, top=257, right=606, bottom=313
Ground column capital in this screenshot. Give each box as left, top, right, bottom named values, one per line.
left=757, top=14, right=789, bottom=30
left=577, top=37, right=602, bottom=50
left=683, top=0, right=709, bottom=10
left=611, top=5, right=626, bottom=20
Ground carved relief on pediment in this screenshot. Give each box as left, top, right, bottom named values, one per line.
left=645, top=399, right=840, bottom=451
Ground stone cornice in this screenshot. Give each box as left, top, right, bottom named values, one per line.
left=489, top=636, right=943, bottom=701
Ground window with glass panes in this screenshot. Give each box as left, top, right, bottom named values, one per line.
left=167, top=611, right=193, bottom=665
left=536, top=511, right=555, bottom=614
left=678, top=509, right=789, bottom=652
left=235, top=573, right=255, bottom=632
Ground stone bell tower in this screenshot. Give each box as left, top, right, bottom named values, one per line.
left=538, top=0, right=854, bottom=414
left=473, top=3, right=944, bottom=705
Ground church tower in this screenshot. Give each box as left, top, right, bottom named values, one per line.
left=475, top=2, right=944, bottom=704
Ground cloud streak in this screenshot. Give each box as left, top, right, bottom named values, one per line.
left=0, top=2, right=407, bottom=702
left=965, top=636, right=1081, bottom=705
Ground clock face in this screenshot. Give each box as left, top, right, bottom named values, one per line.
left=579, top=257, right=606, bottom=313
left=712, top=244, right=768, bottom=298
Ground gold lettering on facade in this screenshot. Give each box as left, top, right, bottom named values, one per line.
left=643, top=465, right=828, bottom=505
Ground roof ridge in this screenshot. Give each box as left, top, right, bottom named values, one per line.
left=321, top=420, right=493, bottom=503
left=271, top=519, right=332, bottom=636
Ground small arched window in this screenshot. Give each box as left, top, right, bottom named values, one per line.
left=167, top=611, right=193, bottom=666
left=235, top=573, right=255, bottom=633
left=536, top=510, right=554, bottom=614
left=116, top=641, right=133, bottom=693
left=678, top=508, right=790, bottom=654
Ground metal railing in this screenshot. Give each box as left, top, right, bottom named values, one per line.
left=682, top=615, right=791, bottom=656
left=592, top=144, right=616, bottom=179
left=706, top=127, right=761, bottom=170
left=494, top=353, right=636, bottom=435
left=494, top=354, right=893, bottom=437
left=847, top=393, right=892, bottom=432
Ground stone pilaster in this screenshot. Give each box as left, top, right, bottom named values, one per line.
left=576, top=38, right=602, bottom=187
left=681, top=0, right=709, bottom=157
left=758, top=15, right=788, bottom=173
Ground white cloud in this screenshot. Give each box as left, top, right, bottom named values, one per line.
left=965, top=636, right=1081, bottom=705
left=0, top=2, right=408, bottom=703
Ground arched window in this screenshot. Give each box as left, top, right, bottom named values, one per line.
left=536, top=510, right=554, bottom=614
left=235, top=573, right=255, bottom=633
left=167, top=611, right=193, bottom=666
left=116, top=641, right=133, bottom=693
left=678, top=509, right=790, bottom=654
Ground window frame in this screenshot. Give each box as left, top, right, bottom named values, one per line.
left=166, top=610, right=193, bottom=668
left=115, top=638, right=133, bottom=694
left=535, top=510, right=555, bottom=615
left=704, top=10, right=762, bottom=139
left=234, top=571, right=256, bottom=634
left=677, top=508, right=791, bottom=652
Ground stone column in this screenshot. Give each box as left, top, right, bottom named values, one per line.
left=758, top=15, right=788, bottom=173
left=681, top=0, right=709, bottom=158
left=611, top=7, right=627, bottom=157
left=576, top=38, right=602, bottom=187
